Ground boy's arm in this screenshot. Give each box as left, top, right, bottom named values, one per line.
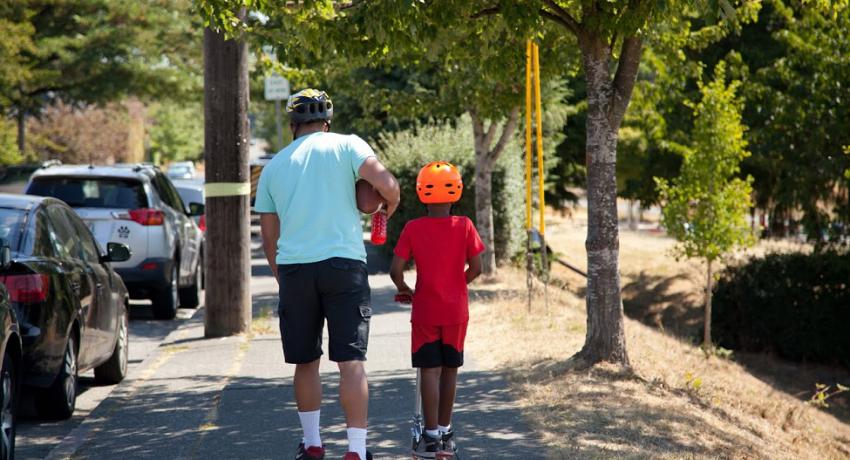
left=390, top=255, right=413, bottom=295
left=465, top=253, right=482, bottom=284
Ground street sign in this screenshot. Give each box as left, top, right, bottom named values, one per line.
left=264, top=75, right=290, bottom=101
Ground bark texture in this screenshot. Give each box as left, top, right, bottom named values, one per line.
left=470, top=107, right=520, bottom=276
left=203, top=24, right=252, bottom=337
left=17, top=107, right=25, bottom=154
left=574, top=33, right=643, bottom=367
left=704, top=260, right=713, bottom=348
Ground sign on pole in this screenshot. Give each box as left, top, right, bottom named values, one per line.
left=264, top=75, right=290, bottom=101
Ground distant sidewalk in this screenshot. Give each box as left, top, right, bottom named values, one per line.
left=44, top=271, right=543, bottom=459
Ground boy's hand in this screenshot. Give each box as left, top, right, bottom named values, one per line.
left=394, top=287, right=414, bottom=304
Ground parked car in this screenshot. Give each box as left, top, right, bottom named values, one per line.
left=166, top=161, right=196, bottom=180
left=172, top=180, right=205, bottom=233
left=25, top=165, right=204, bottom=320
left=0, top=194, right=131, bottom=420
left=0, top=238, right=22, bottom=460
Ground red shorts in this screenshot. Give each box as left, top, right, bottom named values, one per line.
left=411, top=322, right=467, bottom=368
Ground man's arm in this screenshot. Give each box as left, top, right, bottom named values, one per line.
left=259, top=213, right=280, bottom=282
left=359, top=156, right=401, bottom=218
left=466, top=253, right=482, bottom=284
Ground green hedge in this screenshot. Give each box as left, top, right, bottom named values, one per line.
left=712, top=251, right=850, bottom=366
left=376, top=116, right=524, bottom=262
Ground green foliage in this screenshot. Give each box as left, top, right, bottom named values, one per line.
left=1, top=1, right=202, bottom=118
left=657, top=62, right=755, bottom=262
left=147, top=102, right=205, bottom=164
left=0, top=117, right=22, bottom=165
left=712, top=251, right=850, bottom=366
left=808, top=383, right=849, bottom=409
left=377, top=116, right=525, bottom=262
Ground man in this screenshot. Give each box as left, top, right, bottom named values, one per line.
left=255, top=89, right=400, bottom=460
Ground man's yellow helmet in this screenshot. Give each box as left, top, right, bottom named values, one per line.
left=286, top=89, right=333, bottom=124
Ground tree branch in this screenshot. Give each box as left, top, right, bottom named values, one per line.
left=542, top=0, right=581, bottom=35
left=608, top=35, right=642, bottom=128
left=483, top=121, right=498, bottom=155
left=488, top=106, right=521, bottom=162
left=471, top=6, right=500, bottom=19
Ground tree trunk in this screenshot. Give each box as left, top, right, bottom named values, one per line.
left=203, top=22, right=252, bottom=338
left=575, top=34, right=642, bottom=367
left=704, top=259, right=713, bottom=349
left=469, top=107, right=520, bottom=276
left=16, top=107, right=25, bottom=154
left=474, top=156, right=496, bottom=274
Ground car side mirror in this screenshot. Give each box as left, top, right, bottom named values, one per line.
left=188, top=202, right=205, bottom=217
left=101, top=242, right=132, bottom=263
left=0, top=238, right=10, bottom=270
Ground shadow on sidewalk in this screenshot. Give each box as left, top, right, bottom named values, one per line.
left=67, top=368, right=542, bottom=460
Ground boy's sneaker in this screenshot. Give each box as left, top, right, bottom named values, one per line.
left=439, top=429, right=457, bottom=457
left=342, top=451, right=373, bottom=460
left=296, top=443, right=325, bottom=460
left=413, top=432, right=440, bottom=459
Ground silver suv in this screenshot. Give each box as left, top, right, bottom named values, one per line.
left=25, top=164, right=204, bottom=319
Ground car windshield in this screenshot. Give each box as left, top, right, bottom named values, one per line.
left=28, top=177, right=148, bottom=209
left=0, top=208, right=25, bottom=251
left=168, top=167, right=192, bottom=176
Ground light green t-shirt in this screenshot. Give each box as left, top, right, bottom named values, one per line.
left=254, top=132, right=376, bottom=264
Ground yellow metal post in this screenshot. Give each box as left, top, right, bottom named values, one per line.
left=525, top=39, right=534, bottom=313
left=532, top=42, right=549, bottom=312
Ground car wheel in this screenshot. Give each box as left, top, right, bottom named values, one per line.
left=152, top=262, right=178, bottom=320
left=0, top=349, right=17, bottom=460
left=94, top=310, right=129, bottom=384
left=36, top=336, right=77, bottom=420
left=178, top=257, right=202, bottom=309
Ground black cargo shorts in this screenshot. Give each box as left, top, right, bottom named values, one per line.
left=277, top=257, right=371, bottom=364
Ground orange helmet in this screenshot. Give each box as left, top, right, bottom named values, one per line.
left=416, top=161, right=463, bottom=204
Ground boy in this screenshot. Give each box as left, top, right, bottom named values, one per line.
left=389, top=161, right=484, bottom=459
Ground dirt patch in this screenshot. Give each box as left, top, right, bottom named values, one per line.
left=466, top=266, right=850, bottom=459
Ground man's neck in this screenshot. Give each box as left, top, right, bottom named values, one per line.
left=294, top=126, right=326, bottom=139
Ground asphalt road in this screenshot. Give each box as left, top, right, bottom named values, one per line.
left=15, top=301, right=201, bottom=460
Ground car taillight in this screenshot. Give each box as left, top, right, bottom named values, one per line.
left=2, top=274, right=50, bottom=303
left=198, top=214, right=206, bottom=232
left=128, top=208, right=164, bottom=226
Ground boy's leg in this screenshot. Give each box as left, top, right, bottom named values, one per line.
left=437, top=367, right=458, bottom=427
left=295, top=359, right=323, bottom=450
left=420, top=367, right=442, bottom=430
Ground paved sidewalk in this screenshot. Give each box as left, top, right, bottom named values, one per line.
left=42, top=261, right=543, bottom=459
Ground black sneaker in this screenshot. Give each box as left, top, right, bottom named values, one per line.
left=296, top=442, right=325, bottom=460
left=413, top=432, right=439, bottom=459
left=439, top=429, right=457, bottom=457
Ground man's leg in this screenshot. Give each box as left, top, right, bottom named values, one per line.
left=338, top=361, right=368, bottom=427
left=294, top=359, right=323, bottom=450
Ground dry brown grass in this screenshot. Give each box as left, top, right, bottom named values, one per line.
left=465, top=212, right=850, bottom=460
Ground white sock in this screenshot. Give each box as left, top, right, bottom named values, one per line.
left=426, top=428, right=440, bottom=438
left=298, top=410, right=322, bottom=449
left=438, top=424, right=451, bottom=434
left=347, top=427, right=367, bottom=459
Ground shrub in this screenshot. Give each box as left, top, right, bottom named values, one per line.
left=376, top=116, right=524, bottom=263
left=712, top=251, right=850, bottom=366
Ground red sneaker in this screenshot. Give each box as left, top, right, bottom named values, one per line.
left=343, top=451, right=373, bottom=460
left=296, top=442, right=325, bottom=459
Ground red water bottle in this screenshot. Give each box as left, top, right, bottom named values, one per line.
left=371, top=210, right=387, bottom=245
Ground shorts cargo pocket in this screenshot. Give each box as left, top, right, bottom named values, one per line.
left=359, top=305, right=372, bottom=319
left=356, top=304, right=371, bottom=353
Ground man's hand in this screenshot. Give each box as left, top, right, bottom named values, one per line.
left=359, top=156, right=400, bottom=218
left=259, top=213, right=281, bottom=283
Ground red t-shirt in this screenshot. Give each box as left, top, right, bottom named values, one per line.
left=393, top=216, right=485, bottom=326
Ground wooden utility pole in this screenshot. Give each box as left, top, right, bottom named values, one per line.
left=203, top=20, right=251, bottom=337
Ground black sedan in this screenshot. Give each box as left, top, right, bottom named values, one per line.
left=0, top=240, right=22, bottom=460
left=0, top=194, right=131, bottom=420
